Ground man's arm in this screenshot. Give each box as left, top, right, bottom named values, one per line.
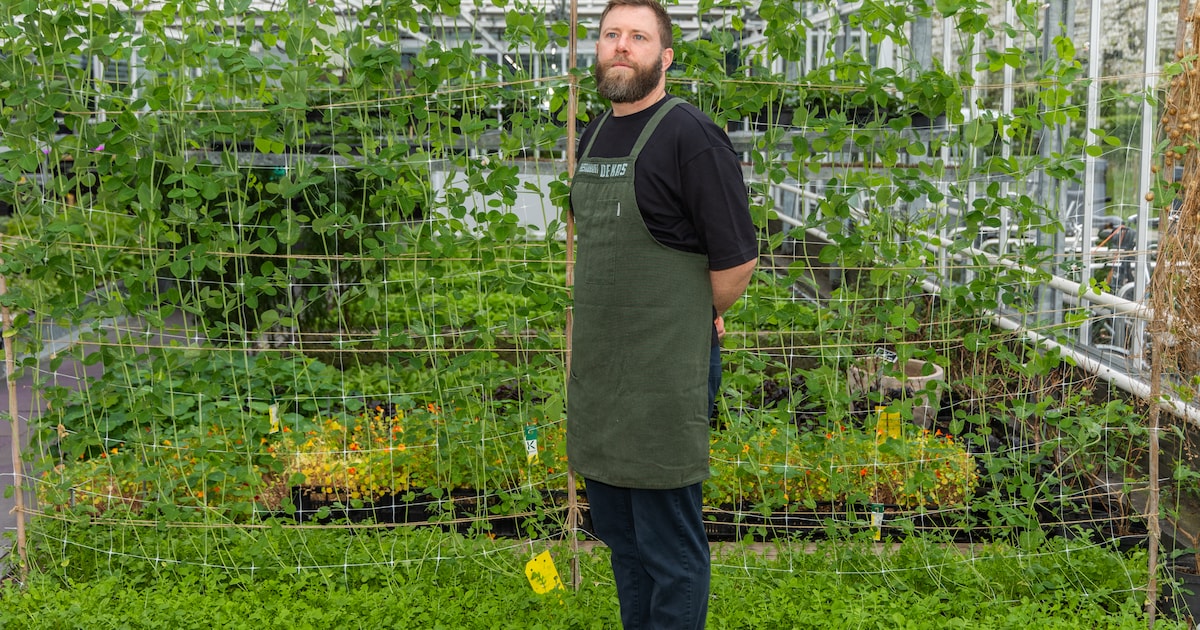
left=711, top=257, right=757, bottom=315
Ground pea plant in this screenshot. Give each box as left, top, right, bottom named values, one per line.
left=0, top=0, right=1158, bottom=555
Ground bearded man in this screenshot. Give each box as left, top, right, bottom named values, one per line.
left=566, top=0, right=758, bottom=627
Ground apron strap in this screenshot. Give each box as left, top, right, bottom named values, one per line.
left=579, top=97, right=682, bottom=161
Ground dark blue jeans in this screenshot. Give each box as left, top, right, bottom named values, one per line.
left=585, top=478, right=710, bottom=629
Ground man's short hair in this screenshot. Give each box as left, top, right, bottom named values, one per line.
left=600, top=0, right=674, bottom=49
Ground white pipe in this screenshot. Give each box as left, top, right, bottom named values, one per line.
left=1000, top=2, right=1016, bottom=257
left=1080, top=0, right=1105, bottom=343
left=1133, top=0, right=1161, bottom=356
left=992, top=307, right=1199, bottom=427
left=771, top=181, right=1155, bottom=320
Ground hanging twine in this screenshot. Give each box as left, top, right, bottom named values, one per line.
left=1146, top=2, right=1200, bottom=625
left=1154, top=3, right=1200, bottom=373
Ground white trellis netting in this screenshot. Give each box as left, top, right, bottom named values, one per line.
left=0, top=0, right=1188, bottom=619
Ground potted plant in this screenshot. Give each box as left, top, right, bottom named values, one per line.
left=846, top=349, right=946, bottom=430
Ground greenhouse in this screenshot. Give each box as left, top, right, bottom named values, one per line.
left=1, top=0, right=1198, bottom=627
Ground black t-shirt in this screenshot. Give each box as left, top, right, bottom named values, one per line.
left=575, top=95, right=758, bottom=272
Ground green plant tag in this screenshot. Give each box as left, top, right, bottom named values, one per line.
left=524, top=424, right=539, bottom=463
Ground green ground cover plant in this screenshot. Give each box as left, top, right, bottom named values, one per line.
left=0, top=525, right=1180, bottom=630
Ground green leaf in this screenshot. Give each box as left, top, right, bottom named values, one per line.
left=817, top=244, right=841, bottom=264
left=253, top=137, right=285, bottom=154
left=961, top=119, right=994, bottom=147
left=936, top=0, right=964, bottom=16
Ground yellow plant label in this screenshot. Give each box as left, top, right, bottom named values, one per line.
left=875, top=407, right=901, bottom=441
left=524, top=550, right=564, bottom=594
left=269, top=403, right=280, bottom=434
left=870, top=503, right=885, bottom=542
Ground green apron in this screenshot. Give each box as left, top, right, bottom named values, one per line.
left=567, top=98, right=713, bottom=489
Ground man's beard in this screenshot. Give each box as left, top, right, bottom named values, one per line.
left=595, top=58, right=662, bottom=103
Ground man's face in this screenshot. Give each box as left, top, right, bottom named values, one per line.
left=594, top=6, right=671, bottom=104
